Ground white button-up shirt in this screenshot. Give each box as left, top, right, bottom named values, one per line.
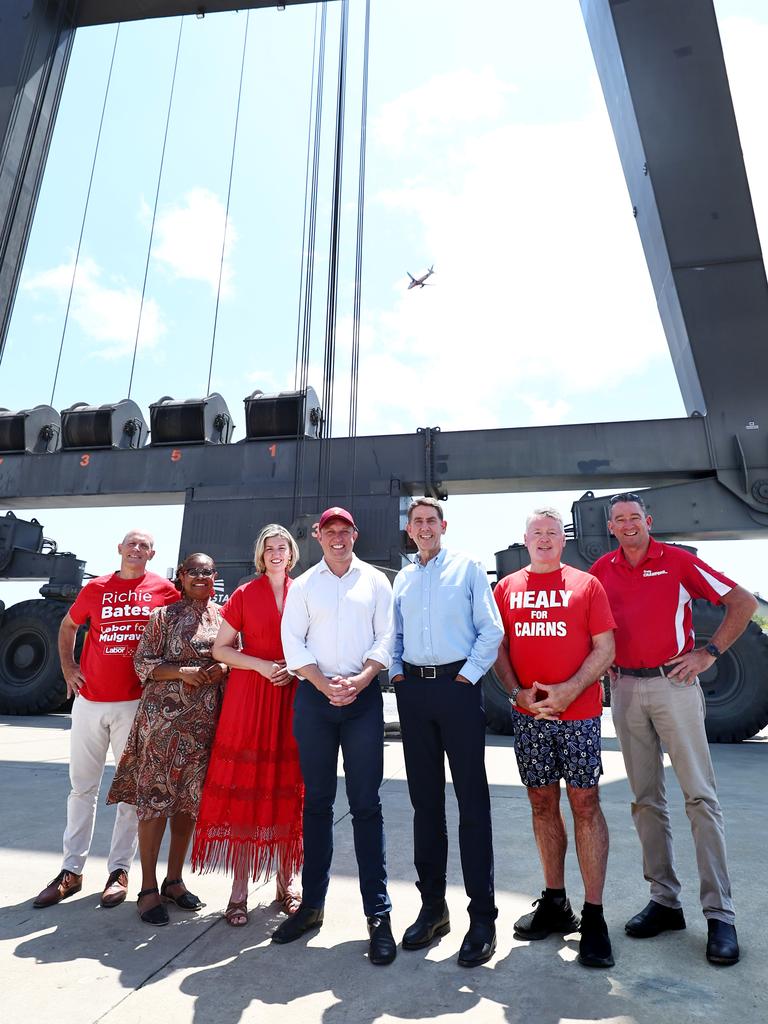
left=281, top=554, right=394, bottom=676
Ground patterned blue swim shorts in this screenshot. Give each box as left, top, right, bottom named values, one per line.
left=512, top=711, right=603, bottom=788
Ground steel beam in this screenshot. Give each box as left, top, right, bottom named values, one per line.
left=581, top=0, right=768, bottom=479
left=0, top=1, right=75, bottom=357
left=0, top=414, right=731, bottom=506
left=74, top=1, right=322, bottom=28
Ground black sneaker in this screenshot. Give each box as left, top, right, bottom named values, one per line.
left=514, top=892, right=580, bottom=940
left=578, top=908, right=615, bottom=968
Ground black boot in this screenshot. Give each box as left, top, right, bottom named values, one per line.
left=368, top=913, right=397, bottom=965
left=402, top=901, right=450, bottom=950
left=271, top=904, right=324, bottom=944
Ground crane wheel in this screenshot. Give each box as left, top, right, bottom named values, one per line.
left=0, top=600, right=68, bottom=715
left=693, top=600, right=768, bottom=743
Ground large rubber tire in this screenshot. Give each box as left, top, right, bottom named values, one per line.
left=693, top=600, right=768, bottom=743
left=483, top=667, right=514, bottom=735
left=0, top=600, right=68, bottom=715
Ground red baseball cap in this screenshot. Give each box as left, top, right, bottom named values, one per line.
left=318, top=506, right=356, bottom=530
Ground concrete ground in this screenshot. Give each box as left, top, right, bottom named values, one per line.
left=1, top=705, right=766, bottom=1024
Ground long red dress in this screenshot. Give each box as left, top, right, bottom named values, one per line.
left=192, top=575, right=303, bottom=881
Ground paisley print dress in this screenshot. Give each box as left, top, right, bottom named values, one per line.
left=107, top=597, right=225, bottom=820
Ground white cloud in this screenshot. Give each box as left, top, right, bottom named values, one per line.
left=373, top=67, right=518, bottom=153
left=351, top=14, right=768, bottom=443
left=353, top=93, right=671, bottom=435
left=716, top=14, right=768, bottom=257
left=23, top=256, right=165, bottom=359
left=152, top=187, right=237, bottom=296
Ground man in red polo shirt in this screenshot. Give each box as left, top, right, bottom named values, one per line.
left=494, top=507, right=616, bottom=968
left=33, top=529, right=178, bottom=911
left=591, top=492, right=756, bottom=967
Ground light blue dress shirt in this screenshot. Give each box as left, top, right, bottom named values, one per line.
left=390, top=547, right=503, bottom=684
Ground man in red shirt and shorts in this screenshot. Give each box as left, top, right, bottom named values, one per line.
left=33, top=530, right=178, bottom=910
left=592, top=492, right=756, bottom=966
left=494, top=507, right=616, bottom=968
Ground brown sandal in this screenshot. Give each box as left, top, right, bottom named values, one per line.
left=224, top=898, right=248, bottom=927
left=275, top=875, right=302, bottom=916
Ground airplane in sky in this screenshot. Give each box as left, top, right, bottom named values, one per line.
left=407, top=265, right=435, bottom=289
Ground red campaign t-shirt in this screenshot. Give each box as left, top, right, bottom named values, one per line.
left=493, top=564, right=616, bottom=720
left=591, top=538, right=735, bottom=668
left=68, top=571, right=180, bottom=702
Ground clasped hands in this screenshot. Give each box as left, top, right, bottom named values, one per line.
left=318, top=672, right=368, bottom=707
left=516, top=680, right=577, bottom=720
left=268, top=659, right=291, bottom=687
left=179, top=661, right=228, bottom=687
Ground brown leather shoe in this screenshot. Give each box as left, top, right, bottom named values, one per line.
left=33, top=870, right=83, bottom=908
left=101, top=869, right=129, bottom=908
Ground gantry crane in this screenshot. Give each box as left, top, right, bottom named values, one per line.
left=1, top=1, right=767, bottom=739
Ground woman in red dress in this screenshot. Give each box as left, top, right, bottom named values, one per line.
left=192, top=524, right=303, bottom=926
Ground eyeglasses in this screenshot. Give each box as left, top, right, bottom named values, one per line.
left=183, top=567, right=214, bottom=577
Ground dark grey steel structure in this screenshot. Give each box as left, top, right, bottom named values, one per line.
left=1, top=0, right=767, bottom=735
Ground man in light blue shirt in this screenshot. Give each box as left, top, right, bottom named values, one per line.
left=390, top=496, right=503, bottom=967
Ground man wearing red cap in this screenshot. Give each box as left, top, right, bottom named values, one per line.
left=275, top=507, right=396, bottom=965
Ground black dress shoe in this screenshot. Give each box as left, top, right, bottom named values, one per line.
left=402, top=902, right=450, bottom=950
left=706, top=920, right=739, bottom=966
left=368, top=913, right=397, bottom=965
left=271, top=904, right=324, bottom=944
left=625, top=900, right=686, bottom=938
left=457, top=922, right=496, bottom=968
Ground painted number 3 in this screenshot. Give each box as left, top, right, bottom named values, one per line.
left=79, top=454, right=90, bottom=467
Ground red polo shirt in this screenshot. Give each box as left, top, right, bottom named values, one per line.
left=590, top=538, right=735, bottom=668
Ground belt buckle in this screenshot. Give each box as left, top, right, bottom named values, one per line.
left=423, top=666, right=437, bottom=679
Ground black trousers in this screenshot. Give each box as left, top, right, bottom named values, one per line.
left=293, top=679, right=391, bottom=917
left=395, top=669, right=496, bottom=924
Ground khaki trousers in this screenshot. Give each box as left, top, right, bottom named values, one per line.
left=611, top=672, right=734, bottom=924
left=62, top=695, right=140, bottom=876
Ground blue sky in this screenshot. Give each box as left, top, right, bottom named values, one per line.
left=2, top=0, right=768, bottom=596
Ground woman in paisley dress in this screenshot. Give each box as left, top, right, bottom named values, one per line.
left=107, top=552, right=227, bottom=925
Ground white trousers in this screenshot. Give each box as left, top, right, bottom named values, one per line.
left=62, top=695, right=140, bottom=875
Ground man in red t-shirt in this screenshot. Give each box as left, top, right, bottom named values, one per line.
left=33, top=529, right=178, bottom=911
left=494, top=507, right=616, bottom=968
left=592, top=492, right=756, bottom=967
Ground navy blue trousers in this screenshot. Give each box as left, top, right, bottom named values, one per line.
left=396, top=671, right=496, bottom=924
left=293, top=678, right=391, bottom=918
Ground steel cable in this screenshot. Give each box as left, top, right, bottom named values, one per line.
left=318, top=0, right=349, bottom=509
left=49, top=24, right=121, bottom=405
left=293, top=3, right=327, bottom=521
left=348, top=0, right=371, bottom=513
left=206, top=10, right=251, bottom=396
left=127, top=16, right=184, bottom=398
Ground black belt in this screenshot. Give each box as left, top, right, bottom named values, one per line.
left=614, top=664, right=675, bottom=678
left=403, top=660, right=466, bottom=679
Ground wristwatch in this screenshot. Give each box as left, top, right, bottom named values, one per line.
left=508, top=686, right=521, bottom=706
left=704, top=642, right=721, bottom=659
